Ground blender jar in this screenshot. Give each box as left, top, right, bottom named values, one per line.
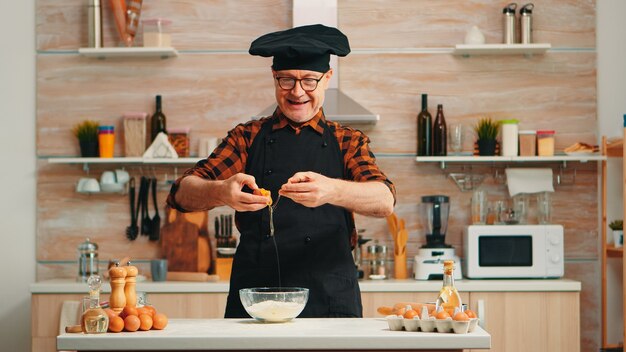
left=420, top=195, right=450, bottom=248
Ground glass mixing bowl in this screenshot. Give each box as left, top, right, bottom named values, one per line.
left=239, top=287, right=309, bottom=323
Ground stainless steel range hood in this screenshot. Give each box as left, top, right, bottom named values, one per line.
left=253, top=0, right=379, bottom=125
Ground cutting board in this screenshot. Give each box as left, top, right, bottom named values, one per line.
left=160, top=206, right=211, bottom=273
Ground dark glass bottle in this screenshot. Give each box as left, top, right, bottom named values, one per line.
left=150, top=95, right=167, bottom=142
left=416, top=94, right=432, bottom=156
left=432, top=104, right=447, bottom=156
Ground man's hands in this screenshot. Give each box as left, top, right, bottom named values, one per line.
left=177, top=171, right=392, bottom=217
left=278, top=171, right=336, bottom=208
left=221, top=173, right=272, bottom=212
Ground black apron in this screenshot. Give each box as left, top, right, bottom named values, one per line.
left=224, top=116, right=362, bottom=318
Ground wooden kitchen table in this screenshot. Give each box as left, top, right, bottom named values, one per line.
left=57, top=318, right=491, bottom=352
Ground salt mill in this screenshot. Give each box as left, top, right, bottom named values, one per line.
left=108, top=262, right=127, bottom=314
left=124, top=261, right=138, bottom=308
left=520, top=3, right=534, bottom=44
left=77, top=238, right=99, bottom=282
left=503, top=3, right=518, bottom=44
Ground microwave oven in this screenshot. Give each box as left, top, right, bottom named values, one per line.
left=463, top=225, right=564, bottom=279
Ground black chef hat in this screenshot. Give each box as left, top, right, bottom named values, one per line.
left=249, top=24, right=350, bottom=73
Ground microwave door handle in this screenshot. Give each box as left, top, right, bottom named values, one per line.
left=477, top=299, right=485, bottom=328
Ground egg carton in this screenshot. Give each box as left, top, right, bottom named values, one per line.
left=385, top=315, right=478, bottom=334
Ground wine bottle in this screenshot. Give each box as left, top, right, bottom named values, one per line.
left=436, top=260, right=461, bottom=315
left=150, top=95, right=167, bottom=142
left=416, top=94, right=432, bottom=156
left=433, top=104, right=447, bottom=156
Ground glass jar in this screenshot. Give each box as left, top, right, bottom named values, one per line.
left=168, top=128, right=190, bottom=157
left=363, top=244, right=391, bottom=279
left=519, top=130, right=537, bottom=156
left=142, top=18, right=172, bottom=47
left=537, top=130, right=555, bottom=156
left=78, top=238, right=99, bottom=282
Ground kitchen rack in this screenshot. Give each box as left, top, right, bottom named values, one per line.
left=416, top=154, right=604, bottom=191
left=452, top=43, right=551, bottom=56
left=415, top=154, right=604, bottom=169
left=47, top=157, right=201, bottom=176
left=600, top=135, right=625, bottom=350
left=78, top=47, right=179, bottom=59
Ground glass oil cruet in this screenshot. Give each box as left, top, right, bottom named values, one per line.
left=81, top=274, right=109, bottom=334
left=436, top=260, right=462, bottom=315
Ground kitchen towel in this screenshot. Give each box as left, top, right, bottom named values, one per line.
left=505, top=168, right=554, bottom=197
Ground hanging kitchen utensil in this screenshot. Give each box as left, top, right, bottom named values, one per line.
left=125, top=177, right=138, bottom=240
left=214, top=217, right=221, bottom=247
left=149, top=176, right=161, bottom=241
left=140, top=177, right=151, bottom=236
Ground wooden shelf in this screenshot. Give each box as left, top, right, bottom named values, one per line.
left=600, top=135, right=625, bottom=349
left=606, top=139, right=623, bottom=157
left=606, top=245, right=624, bottom=258
left=78, top=47, right=178, bottom=59
left=47, top=157, right=201, bottom=165
left=416, top=154, right=604, bottom=163
left=453, top=43, right=551, bottom=56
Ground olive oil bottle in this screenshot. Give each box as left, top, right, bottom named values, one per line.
left=81, top=275, right=109, bottom=334
left=436, top=260, right=461, bottom=315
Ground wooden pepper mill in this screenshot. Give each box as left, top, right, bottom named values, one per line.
left=124, top=261, right=139, bottom=308
left=108, top=262, right=127, bottom=314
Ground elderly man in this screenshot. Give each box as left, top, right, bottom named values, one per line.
left=167, top=24, right=395, bottom=318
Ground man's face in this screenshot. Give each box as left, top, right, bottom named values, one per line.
left=273, top=69, right=333, bottom=124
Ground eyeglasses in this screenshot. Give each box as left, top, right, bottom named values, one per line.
left=275, top=74, right=325, bottom=92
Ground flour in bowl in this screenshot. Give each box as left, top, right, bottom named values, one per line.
left=245, top=300, right=305, bottom=321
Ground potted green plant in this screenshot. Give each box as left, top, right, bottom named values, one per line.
left=474, top=117, right=500, bottom=156
left=609, top=220, right=623, bottom=248
left=72, top=120, right=100, bottom=157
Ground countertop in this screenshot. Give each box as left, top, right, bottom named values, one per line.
left=56, top=318, right=491, bottom=351
left=32, top=278, right=581, bottom=294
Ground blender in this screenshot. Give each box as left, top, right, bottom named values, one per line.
left=414, top=195, right=462, bottom=280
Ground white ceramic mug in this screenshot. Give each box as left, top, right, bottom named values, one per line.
left=100, top=171, right=117, bottom=185
left=114, top=169, right=130, bottom=184
left=77, top=178, right=100, bottom=193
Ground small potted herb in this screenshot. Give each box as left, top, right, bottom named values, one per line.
left=474, top=117, right=500, bottom=156
left=72, top=120, right=100, bottom=157
left=609, top=220, right=623, bottom=248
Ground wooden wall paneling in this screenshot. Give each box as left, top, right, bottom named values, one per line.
left=340, top=0, right=595, bottom=48
left=37, top=0, right=291, bottom=51
left=340, top=52, right=596, bottom=154
left=36, top=54, right=275, bottom=156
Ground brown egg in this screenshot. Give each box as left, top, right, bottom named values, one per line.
left=120, top=306, right=138, bottom=319
left=453, top=312, right=470, bottom=321
left=152, top=313, right=168, bottom=330
left=435, top=310, right=451, bottom=320
left=465, top=309, right=477, bottom=319
left=138, top=314, right=153, bottom=331
left=403, top=309, right=418, bottom=319
left=108, top=316, right=124, bottom=333
left=104, top=308, right=118, bottom=320
left=143, top=305, right=157, bottom=317
left=124, top=315, right=141, bottom=332
left=137, top=307, right=151, bottom=317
